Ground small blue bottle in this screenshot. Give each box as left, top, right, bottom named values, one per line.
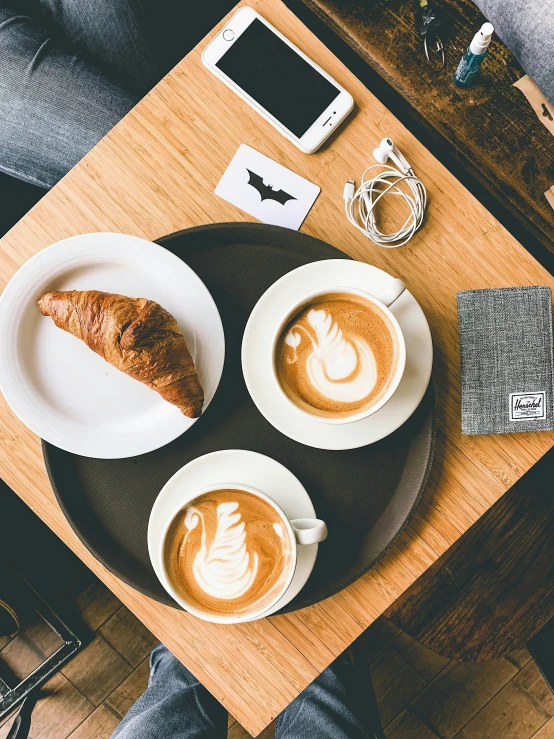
left=454, top=22, right=494, bottom=88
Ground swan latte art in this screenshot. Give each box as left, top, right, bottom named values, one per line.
left=164, top=489, right=293, bottom=617
left=276, top=292, right=399, bottom=419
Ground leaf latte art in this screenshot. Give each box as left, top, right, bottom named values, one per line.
left=165, top=489, right=293, bottom=617
left=276, top=293, right=398, bottom=418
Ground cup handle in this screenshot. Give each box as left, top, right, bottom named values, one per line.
left=290, top=518, right=328, bottom=546
left=378, top=278, right=406, bottom=307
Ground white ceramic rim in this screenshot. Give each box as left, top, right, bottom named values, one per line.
left=147, top=449, right=318, bottom=618
left=157, top=481, right=298, bottom=624
left=0, top=233, right=225, bottom=458
left=241, top=260, right=433, bottom=450
left=270, top=286, right=407, bottom=425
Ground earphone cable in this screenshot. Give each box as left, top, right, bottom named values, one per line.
left=344, top=163, right=427, bottom=248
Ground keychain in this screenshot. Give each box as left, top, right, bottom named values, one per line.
left=414, top=0, right=446, bottom=70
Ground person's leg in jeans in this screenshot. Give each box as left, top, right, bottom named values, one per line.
left=0, top=0, right=235, bottom=187
left=36, top=0, right=236, bottom=96
left=276, top=651, right=384, bottom=739
left=111, top=643, right=228, bottom=739
left=111, top=644, right=383, bottom=739
left=0, top=4, right=138, bottom=187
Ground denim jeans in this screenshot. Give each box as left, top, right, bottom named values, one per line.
left=112, top=644, right=382, bottom=739
left=0, top=0, right=234, bottom=187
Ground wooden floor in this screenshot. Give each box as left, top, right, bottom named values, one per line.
left=1, top=578, right=553, bottom=739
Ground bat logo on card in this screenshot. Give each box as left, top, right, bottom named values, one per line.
left=246, top=169, right=297, bottom=205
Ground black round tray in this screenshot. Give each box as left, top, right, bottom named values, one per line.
left=43, top=223, right=435, bottom=612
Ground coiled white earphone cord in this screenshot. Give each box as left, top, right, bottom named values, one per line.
left=343, top=162, right=427, bottom=248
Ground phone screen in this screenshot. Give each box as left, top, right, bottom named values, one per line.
left=216, top=19, right=341, bottom=138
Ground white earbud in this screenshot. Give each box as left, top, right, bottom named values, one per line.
left=343, top=136, right=427, bottom=248
left=372, top=138, right=413, bottom=174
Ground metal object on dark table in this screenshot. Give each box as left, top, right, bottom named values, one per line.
left=414, top=0, right=446, bottom=70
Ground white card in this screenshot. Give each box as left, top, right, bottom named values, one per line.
left=215, top=144, right=320, bottom=230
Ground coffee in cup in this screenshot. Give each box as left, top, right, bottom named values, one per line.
left=164, top=487, right=295, bottom=619
left=274, top=289, right=404, bottom=422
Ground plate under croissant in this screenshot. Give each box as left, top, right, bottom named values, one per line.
left=0, top=233, right=225, bottom=459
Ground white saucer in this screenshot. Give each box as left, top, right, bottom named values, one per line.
left=241, top=260, right=433, bottom=450
left=0, top=233, right=225, bottom=459
left=147, top=450, right=318, bottom=618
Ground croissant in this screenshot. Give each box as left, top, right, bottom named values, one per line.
left=38, top=290, right=204, bottom=418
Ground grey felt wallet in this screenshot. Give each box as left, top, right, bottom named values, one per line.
left=457, top=286, right=554, bottom=435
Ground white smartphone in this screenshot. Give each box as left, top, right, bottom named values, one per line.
left=202, top=7, right=354, bottom=154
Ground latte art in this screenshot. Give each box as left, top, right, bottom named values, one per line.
left=285, top=308, right=378, bottom=404
left=185, top=502, right=260, bottom=600
left=276, top=292, right=398, bottom=418
left=165, top=489, right=293, bottom=617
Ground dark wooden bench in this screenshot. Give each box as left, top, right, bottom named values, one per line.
left=384, top=449, right=554, bottom=661
left=298, top=0, right=554, bottom=256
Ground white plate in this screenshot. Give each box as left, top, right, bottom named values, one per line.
left=0, top=233, right=225, bottom=459
left=147, top=449, right=318, bottom=619
left=242, top=260, right=433, bottom=450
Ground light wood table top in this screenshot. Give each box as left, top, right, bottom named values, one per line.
left=1, top=0, right=554, bottom=734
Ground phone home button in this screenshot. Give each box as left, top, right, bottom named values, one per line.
left=222, top=29, right=235, bottom=41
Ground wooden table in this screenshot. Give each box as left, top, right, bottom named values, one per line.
left=1, top=0, right=554, bottom=734
left=300, top=0, right=554, bottom=255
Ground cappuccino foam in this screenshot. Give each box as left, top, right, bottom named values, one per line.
left=275, top=292, right=398, bottom=418
left=165, top=489, right=293, bottom=618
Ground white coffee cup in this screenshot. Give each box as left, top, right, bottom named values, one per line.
left=155, top=482, right=327, bottom=624
left=271, top=281, right=407, bottom=425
